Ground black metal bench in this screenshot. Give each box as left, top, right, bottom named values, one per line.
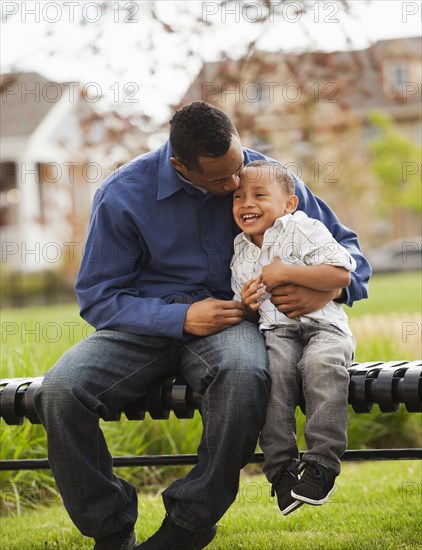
left=1, top=360, right=421, bottom=470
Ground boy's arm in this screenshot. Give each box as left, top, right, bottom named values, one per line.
left=262, top=215, right=357, bottom=304
left=261, top=260, right=351, bottom=292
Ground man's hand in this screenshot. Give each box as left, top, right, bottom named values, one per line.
left=184, top=298, right=244, bottom=336
left=270, top=284, right=341, bottom=318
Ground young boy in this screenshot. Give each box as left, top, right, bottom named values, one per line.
left=231, top=160, right=357, bottom=516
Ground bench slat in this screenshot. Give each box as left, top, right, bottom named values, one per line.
left=1, top=361, right=421, bottom=425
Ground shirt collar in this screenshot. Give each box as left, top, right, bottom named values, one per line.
left=176, top=171, right=207, bottom=194
left=157, top=140, right=207, bottom=200
left=234, top=214, right=294, bottom=248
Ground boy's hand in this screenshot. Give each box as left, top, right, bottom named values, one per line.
left=261, top=259, right=292, bottom=291
left=241, top=277, right=266, bottom=315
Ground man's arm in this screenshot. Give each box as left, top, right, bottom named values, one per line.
left=76, top=191, right=242, bottom=338
left=76, top=190, right=190, bottom=338
left=268, top=213, right=361, bottom=318
left=283, top=178, right=370, bottom=305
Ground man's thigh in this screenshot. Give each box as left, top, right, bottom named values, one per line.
left=176, top=321, right=268, bottom=394
left=43, top=330, right=177, bottom=417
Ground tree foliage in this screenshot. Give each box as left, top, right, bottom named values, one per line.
left=2, top=0, right=359, bottom=121
left=369, top=111, right=422, bottom=213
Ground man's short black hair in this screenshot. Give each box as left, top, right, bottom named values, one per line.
left=169, top=101, right=238, bottom=170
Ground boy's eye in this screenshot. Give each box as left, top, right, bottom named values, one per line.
left=256, top=193, right=266, bottom=197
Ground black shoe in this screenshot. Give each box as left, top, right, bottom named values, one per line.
left=271, top=459, right=303, bottom=516
left=291, top=461, right=337, bottom=505
left=137, top=515, right=217, bottom=550
left=94, top=526, right=136, bottom=550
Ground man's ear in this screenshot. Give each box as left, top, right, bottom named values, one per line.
left=170, top=156, right=188, bottom=177
left=285, top=194, right=299, bottom=213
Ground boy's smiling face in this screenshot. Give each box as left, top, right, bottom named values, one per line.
left=233, top=165, right=298, bottom=247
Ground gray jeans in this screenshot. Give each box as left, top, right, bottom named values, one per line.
left=260, top=320, right=355, bottom=480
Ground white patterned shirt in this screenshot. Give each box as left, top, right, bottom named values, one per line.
left=230, top=211, right=357, bottom=335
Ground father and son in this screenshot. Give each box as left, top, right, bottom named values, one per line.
left=34, top=101, right=371, bottom=550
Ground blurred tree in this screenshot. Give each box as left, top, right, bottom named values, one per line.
left=369, top=111, right=422, bottom=214
left=2, top=0, right=360, bottom=122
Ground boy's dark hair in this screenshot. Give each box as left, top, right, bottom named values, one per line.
left=169, top=101, right=238, bottom=170
left=244, top=160, right=295, bottom=195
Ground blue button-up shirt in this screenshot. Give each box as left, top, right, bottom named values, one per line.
left=76, top=140, right=371, bottom=339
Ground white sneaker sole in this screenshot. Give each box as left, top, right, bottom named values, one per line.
left=281, top=499, right=304, bottom=516
left=291, top=486, right=335, bottom=506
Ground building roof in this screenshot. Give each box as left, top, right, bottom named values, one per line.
left=0, top=72, right=68, bottom=137
left=179, top=36, right=421, bottom=114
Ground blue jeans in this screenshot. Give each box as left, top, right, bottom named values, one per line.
left=260, top=321, right=355, bottom=480
left=34, top=321, right=269, bottom=540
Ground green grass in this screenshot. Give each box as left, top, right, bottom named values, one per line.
left=0, top=274, right=422, bottom=532
left=347, top=272, right=421, bottom=318
left=1, top=462, right=421, bottom=549
left=1, top=273, right=420, bottom=376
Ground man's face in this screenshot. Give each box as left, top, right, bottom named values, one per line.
left=233, top=166, right=297, bottom=247
left=173, top=135, right=244, bottom=196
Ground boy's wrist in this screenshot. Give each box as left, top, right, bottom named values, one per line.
left=280, top=263, right=295, bottom=284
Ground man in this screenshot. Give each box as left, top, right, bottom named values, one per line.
left=34, top=101, right=370, bottom=550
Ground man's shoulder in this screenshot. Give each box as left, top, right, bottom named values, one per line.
left=242, top=148, right=277, bottom=164
left=100, top=148, right=161, bottom=192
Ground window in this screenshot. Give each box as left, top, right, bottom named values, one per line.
left=0, top=162, right=16, bottom=192
left=384, top=61, right=409, bottom=95
left=0, top=162, right=19, bottom=226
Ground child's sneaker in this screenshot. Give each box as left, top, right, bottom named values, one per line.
left=291, top=461, right=337, bottom=505
left=271, top=459, right=303, bottom=516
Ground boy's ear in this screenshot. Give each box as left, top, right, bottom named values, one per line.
left=285, top=194, right=299, bottom=213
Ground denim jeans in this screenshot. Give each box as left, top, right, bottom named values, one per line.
left=34, top=321, right=269, bottom=540
left=259, top=321, right=355, bottom=481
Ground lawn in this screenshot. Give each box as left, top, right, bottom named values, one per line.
left=1, top=462, right=421, bottom=549
left=1, top=272, right=421, bottom=548
left=347, top=272, right=421, bottom=318
left=1, top=272, right=420, bottom=375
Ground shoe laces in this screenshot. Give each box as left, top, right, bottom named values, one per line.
left=298, top=461, right=329, bottom=489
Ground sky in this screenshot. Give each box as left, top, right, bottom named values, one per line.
left=1, top=1, right=421, bottom=122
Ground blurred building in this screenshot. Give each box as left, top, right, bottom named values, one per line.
left=178, top=37, right=421, bottom=245
left=1, top=71, right=149, bottom=273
